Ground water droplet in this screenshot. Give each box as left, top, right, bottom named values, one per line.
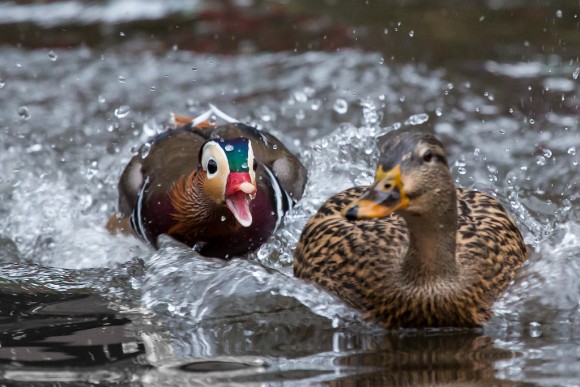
left=48, top=50, right=57, bottom=61
left=224, top=144, right=234, bottom=152
left=542, top=148, right=552, bottom=158
left=114, top=105, right=130, bottom=118
left=18, top=106, right=30, bottom=120
left=294, top=90, right=308, bottom=103
left=118, top=75, right=127, bottom=83
left=79, top=194, right=94, bottom=210
left=408, top=30, right=414, bottom=37
left=220, top=215, right=226, bottom=222
left=120, top=31, right=126, bottom=37
left=499, top=128, right=505, bottom=135
left=98, top=95, right=106, bottom=104
left=535, top=156, right=546, bottom=166
left=86, top=166, right=98, bottom=180
left=479, top=15, right=485, bottom=22
left=556, top=9, right=563, bottom=18
left=529, top=321, right=542, bottom=338
left=295, top=109, right=305, bottom=120
left=404, top=113, right=429, bottom=126
left=454, top=160, right=467, bottom=175
left=141, top=142, right=152, bottom=159
left=561, top=198, right=572, bottom=212
left=383, top=28, right=389, bottom=35
left=573, top=67, right=580, bottom=80
left=567, top=146, right=576, bottom=155
left=529, top=118, right=536, bottom=125
left=241, top=162, right=249, bottom=169
left=0, top=78, right=5, bottom=88
left=435, top=108, right=443, bottom=117
left=256, top=243, right=272, bottom=260
left=310, top=99, right=321, bottom=111
left=26, top=143, right=42, bottom=153
left=150, top=86, right=156, bottom=92
left=333, top=99, right=348, bottom=114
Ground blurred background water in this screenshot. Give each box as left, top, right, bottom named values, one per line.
left=0, top=0, right=579, bottom=385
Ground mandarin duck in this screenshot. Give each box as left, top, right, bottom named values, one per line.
left=108, top=106, right=307, bottom=258
left=294, top=129, right=528, bottom=328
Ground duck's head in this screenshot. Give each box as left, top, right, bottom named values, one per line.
left=199, top=137, right=257, bottom=227
left=344, top=130, right=451, bottom=220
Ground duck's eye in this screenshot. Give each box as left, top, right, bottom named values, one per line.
left=207, top=159, right=218, bottom=175
left=422, top=150, right=434, bottom=162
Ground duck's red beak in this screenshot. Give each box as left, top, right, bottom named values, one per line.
left=225, top=172, right=257, bottom=227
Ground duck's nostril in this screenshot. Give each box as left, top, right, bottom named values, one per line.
left=344, top=205, right=359, bottom=221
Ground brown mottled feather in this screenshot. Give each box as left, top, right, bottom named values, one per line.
left=295, top=186, right=528, bottom=329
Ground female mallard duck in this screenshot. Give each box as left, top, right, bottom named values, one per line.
left=294, top=129, right=528, bottom=328
left=108, top=106, right=307, bottom=258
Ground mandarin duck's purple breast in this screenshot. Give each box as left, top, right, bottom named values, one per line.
left=111, top=108, right=307, bottom=259
left=193, top=184, right=282, bottom=258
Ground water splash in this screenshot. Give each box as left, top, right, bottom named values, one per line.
left=493, top=221, right=580, bottom=324
left=1, top=46, right=579, bottom=382
left=141, top=237, right=362, bottom=358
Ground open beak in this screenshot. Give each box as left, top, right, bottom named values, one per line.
left=343, top=164, right=409, bottom=220
left=225, top=172, right=257, bottom=227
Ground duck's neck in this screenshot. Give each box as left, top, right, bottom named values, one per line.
left=400, top=188, right=459, bottom=284
left=169, top=172, right=222, bottom=237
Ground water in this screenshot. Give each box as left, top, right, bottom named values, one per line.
left=0, top=0, right=579, bottom=385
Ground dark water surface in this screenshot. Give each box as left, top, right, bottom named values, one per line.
left=0, top=0, right=579, bottom=385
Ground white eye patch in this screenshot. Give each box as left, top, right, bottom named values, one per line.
left=247, top=142, right=256, bottom=183
left=201, top=141, right=230, bottom=180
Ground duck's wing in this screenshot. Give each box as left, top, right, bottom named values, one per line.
left=455, top=189, right=529, bottom=298
left=116, top=128, right=205, bottom=218
left=294, top=186, right=408, bottom=310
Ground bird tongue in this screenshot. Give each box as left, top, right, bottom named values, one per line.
left=226, top=191, right=253, bottom=227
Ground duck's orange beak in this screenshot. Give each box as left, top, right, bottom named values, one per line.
left=225, top=172, right=257, bottom=227
left=343, top=164, right=409, bottom=220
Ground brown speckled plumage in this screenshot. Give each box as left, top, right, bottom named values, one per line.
left=294, top=130, right=528, bottom=328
